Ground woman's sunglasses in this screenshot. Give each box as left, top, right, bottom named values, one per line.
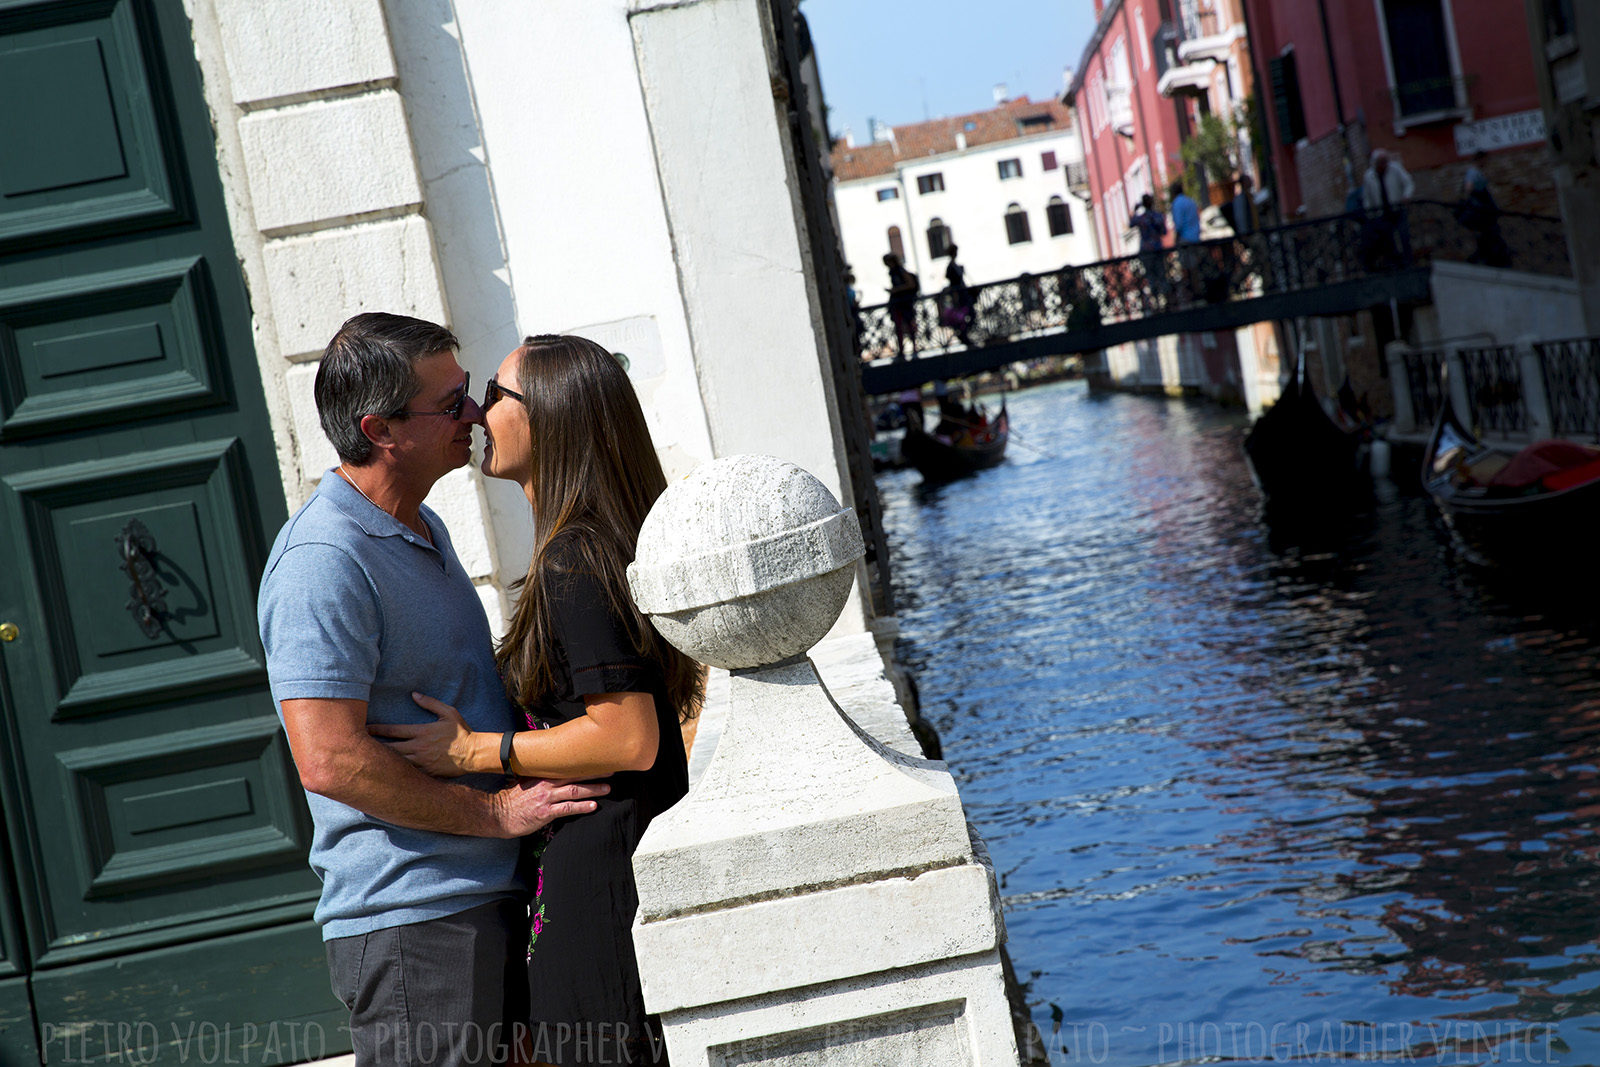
left=483, top=375, right=525, bottom=411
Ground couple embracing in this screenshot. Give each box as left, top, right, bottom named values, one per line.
left=258, top=313, right=700, bottom=1067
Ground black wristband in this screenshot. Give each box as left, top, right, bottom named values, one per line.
left=499, top=730, right=515, bottom=776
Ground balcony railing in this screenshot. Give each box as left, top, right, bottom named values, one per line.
left=1065, top=162, right=1090, bottom=196
left=1179, top=1, right=1220, bottom=43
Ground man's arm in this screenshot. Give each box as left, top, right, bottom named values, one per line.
left=282, top=697, right=604, bottom=838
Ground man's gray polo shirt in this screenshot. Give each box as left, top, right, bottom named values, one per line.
left=258, top=471, right=522, bottom=940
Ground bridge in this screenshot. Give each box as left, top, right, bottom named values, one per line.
left=856, top=200, right=1568, bottom=395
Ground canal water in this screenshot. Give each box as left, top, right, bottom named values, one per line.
left=875, top=381, right=1600, bottom=1067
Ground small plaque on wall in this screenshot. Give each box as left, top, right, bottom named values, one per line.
left=565, top=316, right=665, bottom=381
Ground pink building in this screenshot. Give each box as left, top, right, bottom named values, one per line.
left=1065, top=0, right=1282, bottom=410
left=1244, top=0, right=1556, bottom=218
left=1068, top=0, right=1191, bottom=258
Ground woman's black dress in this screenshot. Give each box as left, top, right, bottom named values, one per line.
left=521, top=560, right=686, bottom=1067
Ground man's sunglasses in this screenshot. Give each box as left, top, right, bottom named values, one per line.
left=389, top=373, right=471, bottom=421
left=482, top=375, right=525, bottom=411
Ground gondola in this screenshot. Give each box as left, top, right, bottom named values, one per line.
left=900, top=399, right=1009, bottom=480
left=1423, top=390, right=1600, bottom=565
left=1242, top=355, right=1369, bottom=520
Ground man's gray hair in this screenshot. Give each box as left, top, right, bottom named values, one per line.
left=314, top=313, right=460, bottom=465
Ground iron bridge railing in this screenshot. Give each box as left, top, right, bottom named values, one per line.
left=1458, top=343, right=1528, bottom=438
left=854, top=199, right=1569, bottom=368
left=1538, top=337, right=1600, bottom=440
left=1400, top=337, right=1600, bottom=444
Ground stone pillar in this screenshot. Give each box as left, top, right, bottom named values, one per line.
left=1386, top=341, right=1416, bottom=435
left=626, top=455, right=1019, bottom=1066
left=1515, top=335, right=1553, bottom=440
left=1443, top=344, right=1474, bottom=428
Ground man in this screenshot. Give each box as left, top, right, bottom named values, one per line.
left=1229, top=175, right=1257, bottom=236
left=1361, top=149, right=1416, bottom=267
left=1361, top=148, right=1416, bottom=212
left=258, top=313, right=607, bottom=1066
left=1169, top=180, right=1203, bottom=298
left=1169, top=180, right=1201, bottom=245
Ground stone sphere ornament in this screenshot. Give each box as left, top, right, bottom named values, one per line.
left=626, top=455, right=864, bottom=670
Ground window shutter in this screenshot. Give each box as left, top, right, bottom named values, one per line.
left=1268, top=52, right=1308, bottom=145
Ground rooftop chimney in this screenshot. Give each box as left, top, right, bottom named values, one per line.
left=993, top=83, right=1008, bottom=105
left=871, top=118, right=894, bottom=145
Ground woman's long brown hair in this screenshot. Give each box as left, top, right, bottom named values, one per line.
left=495, top=334, right=701, bottom=721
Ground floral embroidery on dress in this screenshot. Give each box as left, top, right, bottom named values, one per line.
left=524, top=709, right=557, bottom=959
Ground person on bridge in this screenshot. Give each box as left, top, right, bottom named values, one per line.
left=1360, top=149, right=1415, bottom=269
left=1131, top=194, right=1168, bottom=307
left=1169, top=180, right=1202, bottom=299
left=941, top=244, right=977, bottom=347
left=1457, top=152, right=1512, bottom=269
left=884, top=252, right=920, bottom=359
left=1169, top=180, right=1201, bottom=244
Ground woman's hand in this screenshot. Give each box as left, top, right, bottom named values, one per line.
left=367, top=692, right=491, bottom=777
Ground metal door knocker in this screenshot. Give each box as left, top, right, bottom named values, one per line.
left=115, top=518, right=168, bottom=639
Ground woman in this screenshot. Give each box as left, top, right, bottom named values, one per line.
left=372, top=334, right=701, bottom=1066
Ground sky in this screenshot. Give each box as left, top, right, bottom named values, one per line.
left=801, top=0, right=1100, bottom=141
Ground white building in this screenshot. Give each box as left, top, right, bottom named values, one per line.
left=831, top=97, right=1101, bottom=308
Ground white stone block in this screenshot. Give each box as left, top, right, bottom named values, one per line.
left=655, top=953, right=1018, bottom=1067
left=475, top=581, right=509, bottom=640
left=425, top=466, right=494, bottom=580
left=632, top=662, right=972, bottom=921
left=240, top=92, right=422, bottom=234
left=262, top=216, right=447, bottom=358
left=633, top=863, right=1002, bottom=1012
left=214, top=0, right=394, bottom=105
left=285, top=361, right=338, bottom=482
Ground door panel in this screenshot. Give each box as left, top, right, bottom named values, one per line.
left=0, top=0, right=341, bottom=1059
left=0, top=0, right=184, bottom=249
left=30, top=923, right=341, bottom=1065
left=0, top=258, right=228, bottom=438
left=5, top=438, right=267, bottom=717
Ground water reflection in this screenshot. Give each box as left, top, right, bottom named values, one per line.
left=877, top=382, right=1600, bottom=1066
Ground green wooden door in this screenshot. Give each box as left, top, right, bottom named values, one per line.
left=0, top=1, right=343, bottom=1062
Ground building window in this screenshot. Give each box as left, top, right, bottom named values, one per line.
left=917, top=172, right=945, bottom=195
left=1268, top=48, right=1308, bottom=144
left=1005, top=204, right=1032, bottom=245
left=876, top=186, right=899, bottom=201
left=998, top=158, right=1023, bottom=180
left=1087, top=72, right=1107, bottom=132
left=1046, top=196, right=1073, bottom=236
left=887, top=225, right=905, bottom=262
left=927, top=218, right=953, bottom=258
left=1042, top=150, right=1059, bottom=171
left=1377, top=0, right=1460, bottom=118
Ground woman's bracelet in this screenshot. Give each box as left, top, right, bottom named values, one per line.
left=499, top=731, right=515, bottom=776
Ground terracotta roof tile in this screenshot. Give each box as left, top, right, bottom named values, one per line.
left=831, top=96, right=1074, bottom=182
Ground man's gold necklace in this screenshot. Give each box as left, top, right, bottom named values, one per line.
left=339, top=465, right=432, bottom=545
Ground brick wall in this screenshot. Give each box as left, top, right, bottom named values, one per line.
left=1290, top=126, right=1558, bottom=219
left=1291, top=124, right=1372, bottom=217
left=1411, top=145, right=1560, bottom=218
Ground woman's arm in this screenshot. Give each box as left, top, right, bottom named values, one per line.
left=369, top=691, right=660, bottom=779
